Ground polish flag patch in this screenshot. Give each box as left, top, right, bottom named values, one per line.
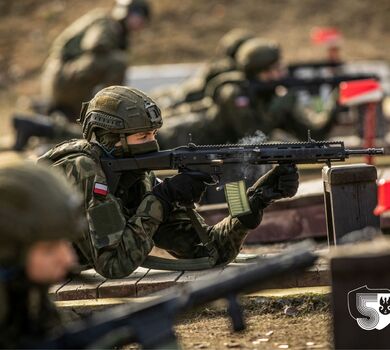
left=93, top=182, right=108, bottom=196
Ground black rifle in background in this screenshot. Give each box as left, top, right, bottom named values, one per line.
left=287, top=60, right=344, bottom=75
left=247, top=73, right=379, bottom=95
left=32, top=243, right=317, bottom=349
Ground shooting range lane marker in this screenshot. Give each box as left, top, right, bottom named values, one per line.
left=55, top=296, right=159, bottom=309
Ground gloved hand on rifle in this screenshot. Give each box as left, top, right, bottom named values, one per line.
left=238, top=164, right=299, bottom=229
left=152, top=171, right=212, bottom=217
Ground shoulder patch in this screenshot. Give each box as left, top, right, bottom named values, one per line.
left=93, top=182, right=108, bottom=197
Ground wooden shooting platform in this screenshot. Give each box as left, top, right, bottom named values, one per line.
left=49, top=256, right=330, bottom=301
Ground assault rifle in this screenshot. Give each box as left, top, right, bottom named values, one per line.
left=287, top=60, right=344, bottom=75
left=247, top=73, right=379, bottom=95
left=101, top=138, right=384, bottom=194
left=33, top=243, right=317, bottom=349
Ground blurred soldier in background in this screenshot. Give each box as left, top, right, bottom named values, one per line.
left=41, top=0, right=151, bottom=121
left=40, top=86, right=299, bottom=279
left=158, top=37, right=337, bottom=148
left=12, top=0, right=151, bottom=152
left=0, top=159, right=84, bottom=348
left=154, top=28, right=254, bottom=111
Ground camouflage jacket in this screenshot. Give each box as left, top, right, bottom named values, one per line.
left=39, top=139, right=249, bottom=279
left=49, top=9, right=127, bottom=62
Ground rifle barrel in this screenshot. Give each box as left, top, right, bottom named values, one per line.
left=346, top=148, right=384, bottom=156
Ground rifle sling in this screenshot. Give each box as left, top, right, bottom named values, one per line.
left=186, top=207, right=219, bottom=264
left=141, top=255, right=216, bottom=271
left=140, top=207, right=221, bottom=271
left=140, top=253, right=260, bottom=271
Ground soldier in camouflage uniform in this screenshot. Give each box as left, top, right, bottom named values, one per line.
left=158, top=38, right=337, bottom=149
left=0, top=158, right=84, bottom=348
left=40, top=86, right=299, bottom=279
left=154, top=29, right=254, bottom=111
left=41, top=0, right=150, bottom=121
left=11, top=0, right=150, bottom=152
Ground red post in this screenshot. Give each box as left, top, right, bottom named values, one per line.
left=339, top=79, right=383, bottom=165
left=363, top=102, right=377, bottom=165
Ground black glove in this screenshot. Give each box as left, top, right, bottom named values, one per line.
left=152, top=171, right=212, bottom=216
left=238, top=164, right=299, bottom=229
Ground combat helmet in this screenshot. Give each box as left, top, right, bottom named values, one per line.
left=0, top=159, right=84, bottom=265
left=79, top=86, right=162, bottom=154
left=112, top=0, right=151, bottom=21
left=236, top=38, right=280, bottom=78
left=216, top=29, right=254, bottom=60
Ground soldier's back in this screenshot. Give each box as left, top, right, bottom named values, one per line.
left=49, top=9, right=116, bottom=61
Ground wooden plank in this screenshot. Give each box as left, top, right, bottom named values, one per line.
left=176, top=266, right=224, bottom=284
left=98, top=267, right=149, bottom=298
left=221, top=262, right=297, bottom=289
left=249, top=286, right=331, bottom=297
left=323, top=164, right=379, bottom=244
left=220, top=261, right=330, bottom=290
left=136, top=269, right=183, bottom=296
left=56, top=296, right=158, bottom=309
left=296, top=265, right=330, bottom=288
left=56, top=269, right=105, bottom=301
left=257, top=273, right=298, bottom=289
left=48, top=278, right=71, bottom=301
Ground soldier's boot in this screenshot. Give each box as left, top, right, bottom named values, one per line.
left=12, top=115, right=55, bottom=151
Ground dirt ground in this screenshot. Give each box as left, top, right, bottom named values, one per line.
left=121, top=295, right=331, bottom=350
left=176, top=296, right=331, bottom=350
left=1, top=0, right=390, bottom=136
left=177, top=313, right=331, bottom=350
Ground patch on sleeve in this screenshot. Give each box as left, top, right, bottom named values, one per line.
left=93, top=182, right=108, bottom=197
left=234, top=96, right=250, bottom=108
left=87, top=200, right=126, bottom=249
